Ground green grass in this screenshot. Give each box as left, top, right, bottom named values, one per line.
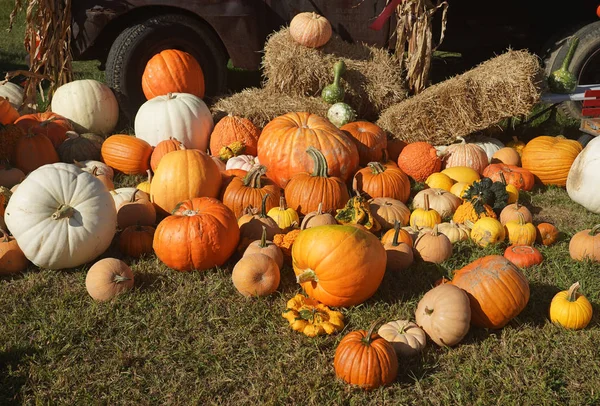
left=2, top=1, right=600, bottom=404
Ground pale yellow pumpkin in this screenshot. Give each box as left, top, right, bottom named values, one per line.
left=378, top=320, right=426, bottom=357
left=504, top=212, right=537, bottom=246
left=441, top=166, right=480, bottom=184
left=468, top=218, right=506, bottom=247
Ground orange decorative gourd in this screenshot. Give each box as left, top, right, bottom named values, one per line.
left=118, top=225, right=155, bottom=258
left=221, top=165, right=280, bottom=219
left=0, top=97, right=19, bottom=125
left=284, top=146, right=350, bottom=216
left=151, top=149, right=222, bottom=215
left=232, top=253, right=281, bottom=297
left=153, top=197, right=240, bottom=271
left=257, top=112, right=359, bottom=188
left=397, top=141, right=441, bottom=182
left=536, top=222, right=559, bottom=246
left=101, top=134, right=153, bottom=175
left=292, top=225, right=386, bottom=307
left=150, top=137, right=185, bottom=171
left=352, top=161, right=410, bottom=202
left=333, top=319, right=398, bottom=391
left=0, top=229, right=28, bottom=275
left=521, top=135, right=582, bottom=186
left=451, top=255, right=530, bottom=329
left=142, top=49, right=205, bottom=99
left=340, top=121, right=387, bottom=166
left=13, top=132, right=59, bottom=174
left=569, top=225, right=600, bottom=262
left=482, top=163, right=535, bottom=191
left=14, top=111, right=73, bottom=148
left=289, top=12, right=332, bottom=48
left=210, top=114, right=261, bottom=157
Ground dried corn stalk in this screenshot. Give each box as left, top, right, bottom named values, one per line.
left=6, top=0, right=73, bottom=110
left=392, top=0, right=448, bottom=94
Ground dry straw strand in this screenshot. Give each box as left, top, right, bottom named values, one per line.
left=376, top=49, right=543, bottom=145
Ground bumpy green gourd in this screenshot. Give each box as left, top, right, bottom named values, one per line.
left=327, top=102, right=356, bottom=128
left=548, top=37, right=579, bottom=94
left=321, top=60, right=346, bottom=104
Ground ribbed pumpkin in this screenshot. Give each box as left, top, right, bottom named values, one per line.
left=340, top=121, right=387, bottom=166
left=414, top=225, right=453, bottom=264
left=116, top=189, right=156, bottom=229
left=210, top=114, right=261, bottom=157
left=284, top=146, right=350, bottom=216
left=221, top=165, right=280, bottom=219
left=442, top=137, right=489, bottom=174
left=569, top=225, right=600, bottom=262
left=292, top=225, right=386, bottom=307
left=153, top=197, right=239, bottom=271
left=536, top=223, right=559, bottom=246
left=352, top=161, right=410, bottom=202
left=0, top=228, right=28, bottom=275
left=521, top=136, right=582, bottom=186
left=14, top=111, right=73, bottom=148
left=0, top=123, right=25, bottom=162
left=118, top=225, right=155, bottom=258
left=397, top=141, right=441, bottom=182
left=504, top=212, right=536, bottom=246
left=412, top=188, right=461, bottom=218
left=383, top=221, right=414, bottom=271
left=381, top=220, right=413, bottom=246
left=13, top=132, right=59, bottom=174
left=437, top=220, right=470, bottom=244
left=267, top=196, right=300, bottom=231
left=503, top=245, right=543, bottom=268
left=369, top=198, right=410, bottom=230
left=409, top=194, right=441, bottom=229
left=0, top=97, right=19, bottom=125
left=101, top=135, right=152, bottom=175
left=150, top=137, right=185, bottom=171
left=549, top=282, right=593, bottom=330
left=482, top=163, right=535, bottom=191
left=257, top=112, right=359, bottom=188
left=151, top=149, right=221, bottom=215
left=289, top=12, right=332, bottom=48
left=499, top=203, right=533, bottom=225
left=451, top=255, right=530, bottom=329
left=142, top=49, right=204, bottom=99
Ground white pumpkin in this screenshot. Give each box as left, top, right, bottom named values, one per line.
left=51, top=79, right=119, bottom=135
left=225, top=154, right=260, bottom=171
left=0, top=82, right=24, bottom=110
left=567, top=136, right=600, bottom=213
left=412, top=188, right=462, bottom=218
left=468, top=135, right=504, bottom=162
left=442, top=136, right=489, bottom=174
left=110, top=187, right=150, bottom=210
left=73, top=160, right=115, bottom=180
left=378, top=320, right=427, bottom=357
left=134, top=92, right=213, bottom=151
left=4, top=163, right=117, bottom=270
left=436, top=220, right=471, bottom=244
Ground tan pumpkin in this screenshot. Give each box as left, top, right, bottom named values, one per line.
left=238, top=194, right=282, bottom=251
left=442, top=137, right=489, bottom=174
left=377, top=320, right=426, bottom=357
left=492, top=147, right=521, bottom=166
left=414, top=225, right=453, bottom=263
left=90, top=166, right=114, bottom=191
left=299, top=202, right=337, bottom=229
left=85, top=258, right=134, bottom=302
left=569, top=225, right=600, bottom=262
left=412, top=188, right=462, bottom=218
left=383, top=221, right=414, bottom=272
left=232, top=253, right=280, bottom=297
left=369, top=197, right=411, bottom=230
left=499, top=203, right=533, bottom=225
left=243, top=225, right=284, bottom=269
left=289, top=12, right=332, bottom=48
left=436, top=220, right=471, bottom=244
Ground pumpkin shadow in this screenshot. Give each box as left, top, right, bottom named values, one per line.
left=0, top=346, right=37, bottom=405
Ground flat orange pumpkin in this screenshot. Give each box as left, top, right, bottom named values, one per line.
left=142, top=49, right=205, bottom=100
left=521, top=136, right=582, bottom=186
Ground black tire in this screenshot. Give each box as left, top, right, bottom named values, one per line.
left=105, top=13, right=228, bottom=123
left=545, top=21, right=600, bottom=120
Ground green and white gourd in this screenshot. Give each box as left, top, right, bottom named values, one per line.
left=327, top=102, right=356, bottom=128
left=548, top=36, right=579, bottom=94
left=321, top=60, right=346, bottom=104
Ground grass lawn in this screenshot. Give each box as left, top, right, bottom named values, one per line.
left=2, top=1, right=600, bottom=405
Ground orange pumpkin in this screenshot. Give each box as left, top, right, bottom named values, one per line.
left=232, top=253, right=281, bottom=297
left=142, top=49, right=205, bottom=99
left=504, top=245, right=543, bottom=268
left=210, top=114, right=261, bottom=157
left=333, top=319, right=398, bottom=391
left=0, top=228, right=28, bottom=275
left=118, top=225, right=155, bottom=258
left=257, top=112, right=359, bottom=188
left=451, top=255, right=530, bottom=329
left=482, top=163, right=535, bottom=191
left=491, top=147, right=521, bottom=166
left=289, top=12, right=332, bottom=48
left=101, top=134, right=153, bottom=175
left=116, top=189, right=156, bottom=229
left=14, top=111, right=73, bottom=148
left=150, top=149, right=221, bottom=215
left=292, top=225, right=386, bottom=307
left=536, top=222, right=559, bottom=246
left=284, top=146, right=350, bottom=216
left=352, top=161, right=410, bottom=203
left=0, top=123, right=25, bottom=163
left=521, top=135, right=582, bottom=186
left=385, top=138, right=407, bottom=162
left=397, top=141, right=441, bottom=182
left=153, top=197, right=240, bottom=271
left=13, top=132, right=59, bottom=174
left=340, top=121, right=387, bottom=166
left=569, top=225, right=600, bottom=262
left=0, top=97, right=19, bottom=125
left=150, top=137, right=186, bottom=171
left=221, top=165, right=280, bottom=219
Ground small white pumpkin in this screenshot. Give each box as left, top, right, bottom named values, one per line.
left=468, top=135, right=504, bottom=163
left=4, top=163, right=117, bottom=270
left=0, top=82, right=24, bottom=110
left=567, top=136, right=600, bottom=213
left=73, top=160, right=115, bottom=180
left=225, top=154, right=260, bottom=171
left=51, top=79, right=119, bottom=135
left=378, top=320, right=427, bottom=357
left=134, top=92, right=213, bottom=151
left=436, top=220, right=471, bottom=244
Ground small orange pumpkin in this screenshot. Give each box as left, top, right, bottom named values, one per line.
left=352, top=161, right=410, bottom=203
left=289, top=12, right=332, bottom=48
left=13, top=132, right=59, bottom=174
left=536, top=223, right=559, bottom=246
left=0, top=97, right=19, bottom=125
left=142, top=49, right=205, bottom=99
left=231, top=253, right=281, bottom=297
left=14, top=111, right=73, bottom=148
left=340, top=121, right=387, bottom=166
left=0, top=228, right=28, bottom=275
left=118, top=225, right=155, bottom=258
left=101, top=134, right=153, bottom=175
left=150, top=137, right=186, bottom=171
left=569, top=225, right=600, bottom=262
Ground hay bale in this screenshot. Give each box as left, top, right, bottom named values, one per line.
left=261, top=28, right=407, bottom=121
left=211, top=87, right=330, bottom=128
left=376, top=50, right=543, bottom=145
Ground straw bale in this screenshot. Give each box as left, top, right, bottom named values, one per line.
left=376, top=50, right=543, bottom=145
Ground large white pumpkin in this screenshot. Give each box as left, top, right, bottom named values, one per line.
left=4, top=163, right=117, bottom=270
left=51, top=79, right=119, bottom=135
left=134, top=92, right=213, bottom=151
left=567, top=136, right=600, bottom=213
left=0, top=82, right=24, bottom=110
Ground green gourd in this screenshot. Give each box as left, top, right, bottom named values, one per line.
left=327, top=102, right=356, bottom=128
left=321, top=60, right=346, bottom=104
left=548, top=37, right=579, bottom=94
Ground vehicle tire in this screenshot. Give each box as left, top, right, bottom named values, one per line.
left=105, top=13, right=228, bottom=123
left=544, top=21, right=600, bottom=120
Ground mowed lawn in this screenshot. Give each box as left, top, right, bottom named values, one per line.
left=2, top=1, right=600, bottom=405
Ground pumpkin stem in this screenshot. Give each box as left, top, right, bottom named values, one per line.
left=367, top=162, right=386, bottom=175
left=296, top=269, right=318, bottom=284
left=243, top=165, right=267, bottom=189
left=259, top=193, right=270, bottom=218
left=589, top=225, right=600, bottom=236
left=397, top=321, right=409, bottom=335
left=278, top=195, right=286, bottom=211
left=259, top=225, right=268, bottom=248
left=146, top=169, right=152, bottom=183
left=306, top=146, right=329, bottom=178
left=91, top=166, right=99, bottom=177
left=129, top=189, right=141, bottom=203
left=181, top=210, right=198, bottom=217
left=430, top=224, right=439, bottom=236
left=39, top=116, right=58, bottom=127
left=456, top=136, right=466, bottom=145
left=515, top=211, right=526, bottom=225
left=64, top=130, right=79, bottom=140
left=51, top=204, right=75, bottom=220
left=499, top=171, right=508, bottom=186
left=464, top=219, right=475, bottom=229
left=566, top=282, right=581, bottom=302
left=317, top=202, right=324, bottom=215
left=424, top=306, right=434, bottom=315
left=113, top=274, right=131, bottom=283
left=424, top=193, right=430, bottom=211
left=392, top=220, right=401, bottom=247
left=361, top=317, right=385, bottom=346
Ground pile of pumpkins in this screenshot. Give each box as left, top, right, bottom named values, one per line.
left=1, top=33, right=599, bottom=391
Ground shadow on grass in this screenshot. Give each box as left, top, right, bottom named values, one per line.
left=0, top=346, right=37, bottom=406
